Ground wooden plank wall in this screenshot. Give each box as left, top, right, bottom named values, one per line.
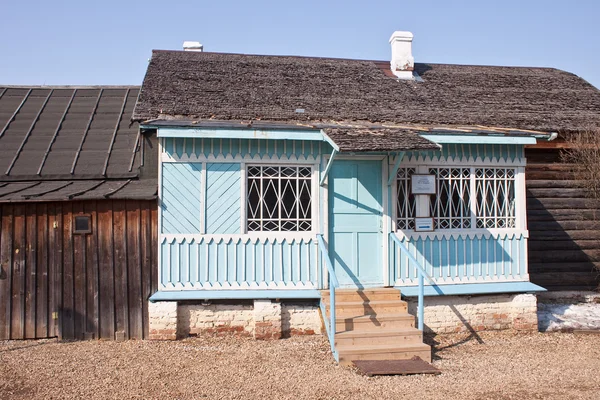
left=0, top=200, right=158, bottom=340
left=526, top=148, right=600, bottom=291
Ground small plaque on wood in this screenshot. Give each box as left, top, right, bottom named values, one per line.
left=411, top=174, right=436, bottom=195
left=414, top=217, right=434, bottom=232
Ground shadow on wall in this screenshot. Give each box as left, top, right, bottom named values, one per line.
left=525, top=148, right=600, bottom=291
left=536, top=304, right=573, bottom=332
left=392, top=233, right=517, bottom=286
left=423, top=304, right=485, bottom=362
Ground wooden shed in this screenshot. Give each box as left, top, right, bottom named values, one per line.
left=0, top=86, right=158, bottom=340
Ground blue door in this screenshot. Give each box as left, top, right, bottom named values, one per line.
left=328, top=160, right=383, bottom=288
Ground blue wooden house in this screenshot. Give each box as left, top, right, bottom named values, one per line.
left=132, top=32, right=597, bottom=363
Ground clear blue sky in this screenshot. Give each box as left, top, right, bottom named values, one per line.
left=1, top=0, right=599, bottom=88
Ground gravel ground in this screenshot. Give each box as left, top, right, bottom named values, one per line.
left=1, top=331, right=599, bottom=400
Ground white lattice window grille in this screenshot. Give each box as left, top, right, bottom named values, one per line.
left=247, top=165, right=312, bottom=232
left=396, top=167, right=417, bottom=229
left=475, top=168, right=516, bottom=228
left=429, top=167, right=472, bottom=229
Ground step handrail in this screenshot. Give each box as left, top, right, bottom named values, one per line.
left=390, top=232, right=435, bottom=331
left=316, top=234, right=339, bottom=361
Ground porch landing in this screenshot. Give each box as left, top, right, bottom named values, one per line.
left=321, top=288, right=431, bottom=367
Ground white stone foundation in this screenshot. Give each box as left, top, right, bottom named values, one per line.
left=148, top=300, right=322, bottom=340
left=406, top=293, right=539, bottom=334
left=148, top=301, right=179, bottom=340
left=149, top=294, right=542, bottom=340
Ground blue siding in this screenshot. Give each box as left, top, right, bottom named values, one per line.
left=163, top=137, right=328, bottom=159
left=391, top=234, right=529, bottom=285
left=158, top=127, right=531, bottom=294
left=159, top=237, right=319, bottom=289
left=161, top=162, right=202, bottom=234
left=205, top=163, right=241, bottom=234
left=405, top=143, right=524, bottom=162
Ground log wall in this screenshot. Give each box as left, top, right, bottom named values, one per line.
left=526, top=148, right=600, bottom=291
left=0, top=200, right=158, bottom=340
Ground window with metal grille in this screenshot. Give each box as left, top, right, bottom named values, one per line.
left=396, top=166, right=518, bottom=231
left=396, top=167, right=417, bottom=229
left=475, top=168, right=516, bottom=228
left=429, top=167, right=472, bottom=229
left=247, top=165, right=312, bottom=232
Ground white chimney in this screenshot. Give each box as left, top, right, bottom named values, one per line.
left=389, top=31, right=414, bottom=80
left=183, top=41, right=204, bottom=52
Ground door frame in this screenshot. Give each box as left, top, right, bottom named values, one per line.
left=321, top=154, right=390, bottom=287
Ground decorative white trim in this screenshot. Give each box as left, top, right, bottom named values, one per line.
left=157, top=138, right=164, bottom=288
left=246, top=164, right=313, bottom=232
left=240, top=161, right=247, bottom=234
left=394, top=276, right=528, bottom=286
left=160, top=233, right=316, bottom=244
left=516, top=166, right=527, bottom=230
left=394, top=230, right=529, bottom=240
left=158, top=281, right=317, bottom=291
left=312, top=162, right=320, bottom=237
left=161, top=152, right=320, bottom=163
left=321, top=156, right=330, bottom=289
left=391, top=155, right=526, bottom=167
left=382, top=157, right=390, bottom=286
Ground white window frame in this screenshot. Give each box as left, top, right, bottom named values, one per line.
left=394, top=162, right=527, bottom=235
left=239, top=158, right=319, bottom=236
left=474, top=167, right=518, bottom=229
left=428, top=166, right=473, bottom=230
left=245, top=164, right=315, bottom=233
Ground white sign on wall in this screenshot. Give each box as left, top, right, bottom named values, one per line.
left=414, top=217, right=434, bottom=232
left=411, top=174, right=436, bottom=195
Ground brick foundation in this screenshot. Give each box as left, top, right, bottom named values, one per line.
left=282, top=302, right=321, bottom=336
left=407, top=293, right=538, bottom=334
left=148, top=301, right=178, bottom=340
left=149, top=293, right=539, bottom=340
left=253, top=300, right=282, bottom=340
left=148, top=299, right=322, bottom=340
left=177, top=303, right=254, bottom=338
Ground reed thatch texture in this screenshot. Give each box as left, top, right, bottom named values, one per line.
left=134, top=50, right=600, bottom=134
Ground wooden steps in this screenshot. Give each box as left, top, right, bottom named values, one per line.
left=322, top=288, right=431, bottom=367
left=336, top=313, right=415, bottom=331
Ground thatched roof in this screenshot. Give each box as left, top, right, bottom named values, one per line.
left=133, top=50, right=600, bottom=134
left=0, top=86, right=157, bottom=202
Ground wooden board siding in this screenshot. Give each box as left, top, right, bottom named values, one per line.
left=392, top=233, right=529, bottom=286
left=159, top=235, right=319, bottom=290
left=526, top=148, right=600, bottom=291
left=0, top=200, right=157, bottom=340
left=206, top=163, right=241, bottom=234
left=161, top=162, right=202, bottom=234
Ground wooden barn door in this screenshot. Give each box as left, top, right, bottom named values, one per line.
left=0, top=201, right=158, bottom=340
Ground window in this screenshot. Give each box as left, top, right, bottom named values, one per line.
left=396, top=167, right=518, bottom=230
left=247, top=165, right=312, bottom=232
left=475, top=168, right=516, bottom=228
left=429, top=167, right=472, bottom=229
left=74, top=215, right=91, bottom=234
left=396, top=167, right=416, bottom=229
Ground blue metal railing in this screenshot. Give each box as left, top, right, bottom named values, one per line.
left=316, top=234, right=339, bottom=361
left=390, top=233, right=435, bottom=331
